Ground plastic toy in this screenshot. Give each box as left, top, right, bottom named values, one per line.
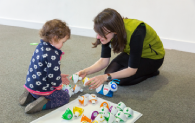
left=71, top=74, right=119, bottom=97
left=115, top=111, right=127, bottom=123
left=96, top=84, right=103, bottom=94
left=61, top=84, right=74, bottom=97
left=109, top=105, right=118, bottom=115
left=81, top=121, right=88, bottom=123
left=73, top=84, right=83, bottom=93
left=100, top=101, right=110, bottom=110
left=72, top=74, right=82, bottom=84
left=94, top=114, right=107, bottom=123
left=117, top=102, right=126, bottom=111
left=78, top=95, right=89, bottom=106
left=102, top=112, right=116, bottom=123
left=90, top=111, right=99, bottom=120
left=92, top=120, right=99, bottom=123
left=62, top=108, right=73, bottom=120
left=82, top=77, right=89, bottom=86
left=92, top=120, right=107, bottom=123
left=81, top=114, right=92, bottom=123
left=108, top=80, right=118, bottom=91
left=99, top=107, right=109, bottom=115
left=96, top=80, right=119, bottom=97
left=73, top=106, right=84, bottom=117
left=123, top=107, right=133, bottom=118
left=30, top=43, right=39, bottom=45
left=89, top=94, right=97, bottom=104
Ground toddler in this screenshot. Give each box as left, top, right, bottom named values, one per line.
left=19, top=19, right=71, bottom=114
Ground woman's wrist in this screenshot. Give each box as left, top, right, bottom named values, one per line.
left=83, top=69, right=88, bottom=76
left=103, top=74, right=108, bottom=82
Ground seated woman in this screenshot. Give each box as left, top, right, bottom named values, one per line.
left=73, top=8, right=165, bottom=89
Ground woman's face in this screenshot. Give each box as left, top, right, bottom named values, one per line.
left=96, top=28, right=115, bottom=44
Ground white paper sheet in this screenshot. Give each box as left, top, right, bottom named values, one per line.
left=31, top=94, right=142, bottom=123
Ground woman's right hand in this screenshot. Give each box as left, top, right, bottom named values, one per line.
left=69, top=70, right=87, bottom=80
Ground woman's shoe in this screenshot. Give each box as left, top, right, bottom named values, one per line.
left=19, top=89, right=35, bottom=106
left=25, top=96, right=48, bottom=114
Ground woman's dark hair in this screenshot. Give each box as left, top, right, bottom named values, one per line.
left=39, top=19, right=70, bottom=43
left=93, top=8, right=127, bottom=53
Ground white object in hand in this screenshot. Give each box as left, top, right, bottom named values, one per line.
left=72, top=74, right=82, bottom=84
left=82, top=77, right=89, bottom=86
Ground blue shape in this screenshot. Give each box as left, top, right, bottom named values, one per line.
left=97, top=85, right=113, bottom=97
left=112, top=79, right=120, bottom=84
left=42, top=104, right=46, bottom=110
left=111, top=84, right=117, bottom=89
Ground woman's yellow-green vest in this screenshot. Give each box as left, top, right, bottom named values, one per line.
left=123, top=19, right=165, bottom=59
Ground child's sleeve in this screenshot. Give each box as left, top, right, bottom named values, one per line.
left=46, top=50, right=62, bottom=90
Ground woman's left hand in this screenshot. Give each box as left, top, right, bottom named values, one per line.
left=85, top=75, right=107, bottom=89
left=61, top=74, right=70, bottom=85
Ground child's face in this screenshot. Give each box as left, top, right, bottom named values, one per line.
left=50, top=36, right=69, bottom=49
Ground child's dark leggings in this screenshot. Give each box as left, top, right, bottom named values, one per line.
left=31, top=90, right=69, bottom=110
left=105, top=52, right=164, bottom=86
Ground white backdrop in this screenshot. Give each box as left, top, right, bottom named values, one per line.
left=0, top=0, right=195, bottom=53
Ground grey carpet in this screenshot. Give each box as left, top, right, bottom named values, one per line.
left=0, top=24, right=195, bottom=123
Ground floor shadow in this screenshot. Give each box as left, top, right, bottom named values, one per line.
left=115, top=71, right=169, bottom=101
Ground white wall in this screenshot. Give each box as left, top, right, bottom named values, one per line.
left=0, top=0, right=195, bottom=53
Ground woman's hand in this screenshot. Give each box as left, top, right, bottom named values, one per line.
left=69, top=70, right=87, bottom=80
left=85, top=75, right=107, bottom=89
left=77, top=70, right=87, bottom=79
left=61, top=74, right=70, bottom=85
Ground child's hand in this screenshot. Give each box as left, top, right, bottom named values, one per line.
left=61, top=74, right=70, bottom=85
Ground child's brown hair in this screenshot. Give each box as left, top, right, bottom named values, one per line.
left=39, top=19, right=70, bottom=42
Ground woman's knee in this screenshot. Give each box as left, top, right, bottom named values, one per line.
left=104, top=62, right=123, bottom=74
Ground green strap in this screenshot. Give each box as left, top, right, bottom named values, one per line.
left=30, top=43, right=39, bottom=45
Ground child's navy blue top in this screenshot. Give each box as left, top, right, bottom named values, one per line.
left=24, top=39, right=63, bottom=94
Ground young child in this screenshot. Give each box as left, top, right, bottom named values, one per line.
left=19, top=19, right=71, bottom=114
